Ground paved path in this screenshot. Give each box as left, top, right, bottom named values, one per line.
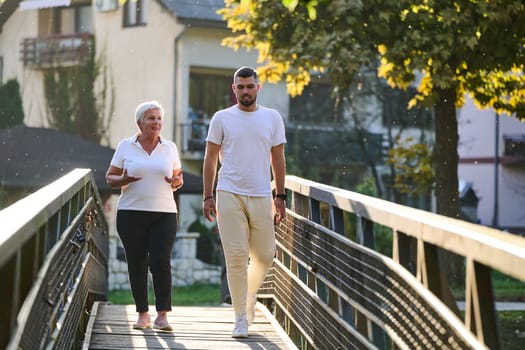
left=457, top=301, right=525, bottom=311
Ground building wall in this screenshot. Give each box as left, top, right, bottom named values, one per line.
left=0, top=8, right=49, bottom=127
left=92, top=1, right=182, bottom=147
left=458, top=97, right=525, bottom=232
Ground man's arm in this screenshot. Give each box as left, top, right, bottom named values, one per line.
left=271, top=143, right=286, bottom=224
left=202, top=141, right=220, bottom=222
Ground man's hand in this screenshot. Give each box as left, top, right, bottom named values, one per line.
left=202, top=197, right=217, bottom=223
left=273, top=198, right=286, bottom=225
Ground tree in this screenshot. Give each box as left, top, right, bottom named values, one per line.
left=44, top=43, right=114, bottom=144
left=0, top=79, right=24, bottom=129
left=220, top=0, right=525, bottom=219
left=386, top=136, right=434, bottom=205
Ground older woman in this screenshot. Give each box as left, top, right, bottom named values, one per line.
left=106, top=100, right=183, bottom=332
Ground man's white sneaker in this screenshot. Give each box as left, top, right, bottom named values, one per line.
left=231, top=313, right=248, bottom=338
left=246, top=295, right=257, bottom=326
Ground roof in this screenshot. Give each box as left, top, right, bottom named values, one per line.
left=0, top=126, right=202, bottom=194
left=458, top=179, right=479, bottom=204
left=158, top=0, right=226, bottom=28
left=1, top=0, right=226, bottom=32
left=0, top=0, right=21, bottom=31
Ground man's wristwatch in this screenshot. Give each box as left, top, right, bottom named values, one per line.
left=274, top=193, right=287, bottom=201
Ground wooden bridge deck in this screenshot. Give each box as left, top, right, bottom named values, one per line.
left=83, top=302, right=297, bottom=350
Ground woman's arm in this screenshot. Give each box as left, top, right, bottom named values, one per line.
left=105, top=165, right=142, bottom=188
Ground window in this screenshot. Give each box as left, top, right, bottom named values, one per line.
left=76, top=5, right=93, bottom=32
left=184, top=68, right=234, bottom=151
left=189, top=68, right=234, bottom=120
left=53, top=4, right=93, bottom=34
left=382, top=86, right=433, bottom=128
left=123, top=0, right=147, bottom=27
left=504, top=134, right=525, bottom=157
left=289, top=81, right=343, bottom=125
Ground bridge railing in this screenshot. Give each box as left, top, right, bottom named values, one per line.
left=260, top=175, right=525, bottom=350
left=0, top=169, right=109, bottom=350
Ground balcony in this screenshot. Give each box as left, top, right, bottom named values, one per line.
left=20, top=32, right=93, bottom=69
left=501, top=134, right=525, bottom=166
left=179, top=120, right=209, bottom=160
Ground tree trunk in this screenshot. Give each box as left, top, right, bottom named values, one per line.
left=433, top=87, right=463, bottom=288
left=434, top=87, right=460, bottom=219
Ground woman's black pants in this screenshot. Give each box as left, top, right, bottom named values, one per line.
left=117, top=210, right=177, bottom=313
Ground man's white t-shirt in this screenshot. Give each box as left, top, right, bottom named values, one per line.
left=110, top=135, right=181, bottom=213
left=206, top=105, right=287, bottom=197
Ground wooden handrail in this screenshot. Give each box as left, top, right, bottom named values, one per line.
left=259, top=175, right=525, bottom=349
left=0, top=169, right=108, bottom=350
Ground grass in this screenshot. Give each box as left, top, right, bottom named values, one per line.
left=493, top=274, right=525, bottom=301
left=108, top=283, right=221, bottom=306
left=500, top=311, right=525, bottom=350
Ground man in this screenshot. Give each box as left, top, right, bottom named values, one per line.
left=202, top=66, right=287, bottom=338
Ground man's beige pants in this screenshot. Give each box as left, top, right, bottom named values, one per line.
left=216, top=190, right=276, bottom=315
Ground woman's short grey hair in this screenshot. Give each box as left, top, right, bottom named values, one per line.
left=135, top=100, right=164, bottom=123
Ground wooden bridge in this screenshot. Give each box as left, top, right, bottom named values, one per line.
left=83, top=303, right=296, bottom=349
left=2, top=168, right=525, bottom=349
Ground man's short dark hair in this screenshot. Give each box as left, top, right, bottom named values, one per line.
left=234, top=66, right=258, bottom=82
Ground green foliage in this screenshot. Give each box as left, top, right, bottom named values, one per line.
left=221, top=0, right=525, bottom=116
left=355, top=176, right=378, bottom=197
left=375, top=1, right=525, bottom=117
left=187, top=206, right=221, bottom=265
left=492, top=270, right=525, bottom=301
left=44, top=42, right=114, bottom=143
left=224, top=1, right=525, bottom=111
left=0, top=79, right=24, bottom=129
left=220, top=0, right=525, bottom=219
left=285, top=127, right=382, bottom=189
left=386, top=136, right=434, bottom=196
left=354, top=177, right=393, bottom=257
left=499, top=311, right=525, bottom=350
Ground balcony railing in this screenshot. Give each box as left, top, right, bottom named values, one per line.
left=179, top=120, right=209, bottom=157
left=20, top=32, right=93, bottom=68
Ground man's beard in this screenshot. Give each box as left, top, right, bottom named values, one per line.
left=239, top=95, right=256, bottom=107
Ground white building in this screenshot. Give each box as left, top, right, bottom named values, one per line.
left=458, top=97, right=525, bottom=234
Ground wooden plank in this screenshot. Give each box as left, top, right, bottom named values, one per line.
left=86, top=303, right=296, bottom=350
left=81, top=301, right=100, bottom=350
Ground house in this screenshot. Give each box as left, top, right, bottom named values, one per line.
left=0, top=0, right=288, bottom=171
left=458, top=97, right=525, bottom=234
left=0, top=0, right=275, bottom=230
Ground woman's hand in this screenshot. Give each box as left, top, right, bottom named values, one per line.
left=105, top=166, right=141, bottom=188
left=165, top=169, right=183, bottom=191
left=121, top=169, right=142, bottom=185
